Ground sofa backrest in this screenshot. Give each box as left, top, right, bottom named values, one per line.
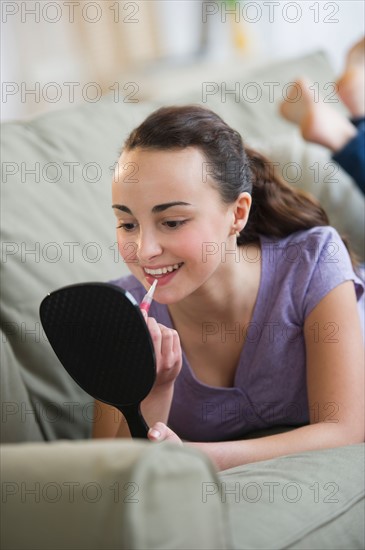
left=1, top=96, right=159, bottom=442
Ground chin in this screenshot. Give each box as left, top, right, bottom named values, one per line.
left=154, top=292, right=182, bottom=306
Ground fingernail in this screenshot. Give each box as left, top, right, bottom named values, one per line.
left=149, top=428, right=161, bottom=439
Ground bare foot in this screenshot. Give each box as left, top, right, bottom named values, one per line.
left=337, top=37, right=365, bottom=117
left=280, top=78, right=357, bottom=152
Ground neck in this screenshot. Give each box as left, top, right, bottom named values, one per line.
left=168, top=241, right=261, bottom=329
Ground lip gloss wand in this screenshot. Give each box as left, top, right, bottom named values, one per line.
left=139, top=279, right=158, bottom=315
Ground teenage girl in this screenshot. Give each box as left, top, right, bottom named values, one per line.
left=94, top=104, right=364, bottom=471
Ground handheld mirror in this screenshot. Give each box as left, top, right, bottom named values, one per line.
left=39, top=282, right=156, bottom=438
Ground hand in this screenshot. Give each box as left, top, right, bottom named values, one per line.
left=148, top=421, right=183, bottom=446
left=141, top=310, right=182, bottom=389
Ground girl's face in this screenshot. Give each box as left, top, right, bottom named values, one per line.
left=112, top=146, right=243, bottom=304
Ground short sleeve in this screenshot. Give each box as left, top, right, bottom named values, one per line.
left=302, top=227, right=364, bottom=319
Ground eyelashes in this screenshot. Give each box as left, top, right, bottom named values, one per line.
left=116, top=223, right=136, bottom=231
left=163, top=220, right=189, bottom=229
left=116, top=220, right=190, bottom=232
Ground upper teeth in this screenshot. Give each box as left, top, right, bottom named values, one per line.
left=144, top=263, right=181, bottom=275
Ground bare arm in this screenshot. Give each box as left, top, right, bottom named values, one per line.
left=151, top=281, right=365, bottom=470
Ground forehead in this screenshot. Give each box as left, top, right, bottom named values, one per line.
left=114, top=147, right=209, bottom=194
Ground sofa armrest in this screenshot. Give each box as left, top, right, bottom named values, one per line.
left=1, top=439, right=229, bottom=550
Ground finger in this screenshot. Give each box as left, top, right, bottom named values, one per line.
left=148, top=422, right=178, bottom=442
left=148, top=429, right=161, bottom=441
left=147, top=421, right=165, bottom=441
left=146, top=317, right=163, bottom=359
left=171, top=329, right=181, bottom=356
left=140, top=309, right=148, bottom=322
left=158, top=326, right=175, bottom=365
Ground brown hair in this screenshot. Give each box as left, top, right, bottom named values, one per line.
left=123, top=105, right=358, bottom=267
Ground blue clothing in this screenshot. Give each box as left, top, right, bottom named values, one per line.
left=332, top=117, right=365, bottom=194
left=111, top=226, right=364, bottom=442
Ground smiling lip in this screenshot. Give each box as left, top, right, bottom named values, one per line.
left=143, top=262, right=183, bottom=276
left=143, top=263, right=183, bottom=286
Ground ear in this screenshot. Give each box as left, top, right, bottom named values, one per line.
left=233, top=192, right=252, bottom=233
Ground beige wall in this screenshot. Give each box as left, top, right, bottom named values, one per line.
left=1, top=1, right=162, bottom=121
left=1, top=1, right=363, bottom=122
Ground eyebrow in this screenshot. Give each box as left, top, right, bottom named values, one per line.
left=112, top=201, right=193, bottom=214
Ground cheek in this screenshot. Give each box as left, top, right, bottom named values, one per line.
left=174, top=230, right=204, bottom=262
left=175, top=235, right=223, bottom=279
left=117, top=234, right=138, bottom=265
left=181, top=223, right=226, bottom=266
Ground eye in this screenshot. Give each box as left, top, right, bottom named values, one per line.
left=163, top=220, right=189, bottom=229
left=117, top=223, right=137, bottom=232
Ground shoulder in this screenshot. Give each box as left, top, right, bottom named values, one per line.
left=263, top=225, right=344, bottom=254
left=262, top=225, right=355, bottom=271
left=260, top=226, right=364, bottom=320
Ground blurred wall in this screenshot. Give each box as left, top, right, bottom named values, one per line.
left=1, top=0, right=364, bottom=122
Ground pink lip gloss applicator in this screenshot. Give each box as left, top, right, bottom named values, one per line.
left=139, top=279, right=158, bottom=315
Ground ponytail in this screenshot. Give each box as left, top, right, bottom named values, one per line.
left=240, top=147, right=329, bottom=243
left=241, top=148, right=359, bottom=269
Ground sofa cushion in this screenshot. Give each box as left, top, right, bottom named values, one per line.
left=219, top=443, right=364, bottom=549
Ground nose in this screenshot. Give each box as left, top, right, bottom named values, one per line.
left=136, top=228, right=163, bottom=263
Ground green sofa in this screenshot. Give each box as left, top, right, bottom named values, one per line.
left=1, top=51, right=364, bottom=549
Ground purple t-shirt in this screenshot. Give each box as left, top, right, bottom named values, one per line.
left=111, top=226, right=364, bottom=442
